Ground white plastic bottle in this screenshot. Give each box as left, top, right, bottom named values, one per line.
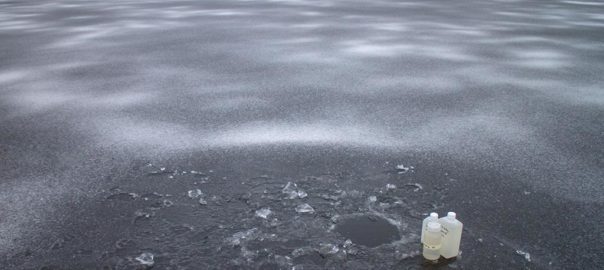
left=422, top=221, right=442, bottom=261
left=438, top=212, right=463, bottom=259
left=421, top=212, right=438, bottom=243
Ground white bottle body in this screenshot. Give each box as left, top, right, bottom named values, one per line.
left=422, top=222, right=442, bottom=261
left=421, top=213, right=438, bottom=243
left=438, top=214, right=463, bottom=259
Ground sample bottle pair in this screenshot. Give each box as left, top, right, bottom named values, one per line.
left=421, top=212, right=463, bottom=261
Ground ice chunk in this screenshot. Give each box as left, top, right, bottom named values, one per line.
left=187, top=189, right=203, bottom=198
left=395, top=249, right=421, bottom=260
left=318, top=243, right=339, bottom=255
left=292, top=247, right=313, bottom=257
left=227, top=228, right=258, bottom=246
left=255, top=207, right=272, bottom=219
left=396, top=164, right=413, bottom=173
left=134, top=210, right=152, bottom=219
left=272, top=254, right=292, bottom=266
left=199, top=197, right=208, bottom=205
left=516, top=250, right=531, bottom=262
left=396, top=164, right=409, bottom=170
left=342, top=239, right=359, bottom=255
left=135, top=252, right=154, bottom=266
left=343, top=239, right=353, bottom=248
left=368, top=196, right=377, bottom=202
left=163, top=199, right=173, bottom=207
left=404, top=183, right=423, bottom=192
left=295, top=203, right=314, bottom=213
left=386, top=184, right=397, bottom=190
left=282, top=182, right=307, bottom=199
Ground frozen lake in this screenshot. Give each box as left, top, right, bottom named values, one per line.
left=0, top=0, right=603, bottom=269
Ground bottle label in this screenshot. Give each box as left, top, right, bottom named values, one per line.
left=441, top=226, right=449, bottom=237
left=423, top=243, right=439, bottom=249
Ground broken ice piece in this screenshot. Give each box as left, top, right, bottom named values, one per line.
left=190, top=170, right=207, bottom=177
left=282, top=182, right=307, bottom=199
left=396, top=164, right=411, bottom=173
left=227, top=228, right=258, bottom=246
left=187, top=189, right=203, bottom=198
left=342, top=239, right=358, bottom=255
left=386, top=184, right=397, bottom=190
left=318, top=243, right=339, bottom=255
left=516, top=250, right=531, bottom=262
left=134, top=210, right=152, bottom=219
left=368, top=196, right=377, bottom=202
left=255, top=208, right=272, bottom=219
left=199, top=197, right=208, bottom=205
left=343, top=239, right=353, bottom=248
left=404, top=183, right=423, bottom=192
left=135, top=252, right=154, bottom=266
left=147, top=167, right=173, bottom=175
left=295, top=203, right=314, bottom=214
left=163, top=199, right=173, bottom=207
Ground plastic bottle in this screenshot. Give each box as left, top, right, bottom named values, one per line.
left=438, top=212, right=463, bottom=259
left=421, top=212, right=438, bottom=243
left=422, top=221, right=442, bottom=261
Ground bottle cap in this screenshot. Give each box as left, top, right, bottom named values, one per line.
left=427, top=221, right=441, bottom=232
left=430, top=212, right=438, bottom=219
left=447, top=212, right=456, bottom=219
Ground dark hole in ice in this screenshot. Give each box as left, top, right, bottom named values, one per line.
left=335, top=215, right=400, bottom=247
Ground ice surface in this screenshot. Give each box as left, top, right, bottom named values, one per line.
left=335, top=214, right=401, bottom=247
left=0, top=0, right=603, bottom=269
left=135, top=252, right=154, bottom=266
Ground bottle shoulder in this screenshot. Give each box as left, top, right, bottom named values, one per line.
left=439, top=218, right=462, bottom=228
